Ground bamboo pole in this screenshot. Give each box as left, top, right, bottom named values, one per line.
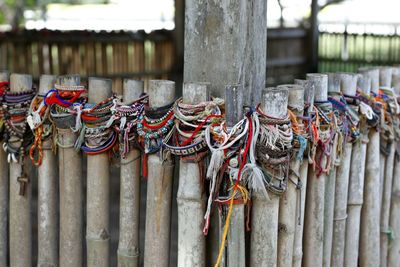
left=223, top=84, right=246, bottom=267
left=9, top=73, right=33, bottom=267
left=58, top=75, right=83, bottom=267
left=303, top=73, right=328, bottom=267
left=0, top=71, right=9, bottom=267
left=177, top=82, right=208, bottom=267
left=37, top=74, right=58, bottom=267
left=322, top=73, right=340, bottom=267
left=344, top=74, right=371, bottom=267
left=379, top=66, right=395, bottom=267
left=86, top=77, right=113, bottom=267
left=276, top=84, right=304, bottom=267
left=292, top=79, right=314, bottom=267
left=388, top=72, right=400, bottom=266
left=330, top=73, right=357, bottom=266
left=118, top=79, right=144, bottom=267
left=250, top=87, right=288, bottom=267
left=359, top=67, right=381, bottom=267
left=143, top=80, right=175, bottom=267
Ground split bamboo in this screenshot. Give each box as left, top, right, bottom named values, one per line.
left=58, top=74, right=83, bottom=267
left=344, top=74, right=371, bottom=267
left=86, top=77, right=113, bottom=267
left=331, top=73, right=358, bottom=266
left=143, top=80, right=175, bottom=267
left=118, top=79, right=144, bottom=267
left=177, top=82, right=208, bottom=267
left=225, top=84, right=245, bottom=267
left=379, top=66, right=395, bottom=267
left=322, top=73, right=340, bottom=267
left=292, top=78, right=314, bottom=267
left=388, top=71, right=400, bottom=266
left=359, top=67, right=381, bottom=267
left=0, top=71, right=9, bottom=267
left=277, top=84, right=304, bottom=267
left=9, top=73, right=33, bottom=267
left=37, top=75, right=58, bottom=267
left=303, top=73, right=328, bottom=267
left=250, top=87, right=288, bottom=267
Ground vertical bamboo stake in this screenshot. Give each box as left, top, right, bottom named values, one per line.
left=250, top=87, right=288, bottom=267
left=379, top=66, right=395, bottom=267
left=388, top=72, right=400, bottom=266
left=38, top=74, right=58, bottom=267
left=359, top=67, right=381, bottom=267
left=303, top=73, right=328, bottom=267
left=9, top=73, right=33, bottom=267
left=330, top=73, right=357, bottom=266
left=86, top=77, right=112, bottom=267
left=58, top=75, right=83, bottom=267
left=144, top=80, right=175, bottom=267
left=322, top=73, right=340, bottom=267
left=344, top=74, right=371, bottom=267
left=292, top=79, right=314, bottom=267
left=277, top=84, right=304, bottom=267
left=177, top=82, right=208, bottom=267
left=0, top=71, right=9, bottom=267
left=118, top=79, right=144, bottom=267
left=224, top=84, right=245, bottom=267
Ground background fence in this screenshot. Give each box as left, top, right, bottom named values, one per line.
left=319, top=23, right=400, bottom=73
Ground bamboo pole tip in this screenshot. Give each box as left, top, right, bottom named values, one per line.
left=306, top=73, right=328, bottom=102
left=123, top=79, right=144, bottom=104
left=88, top=77, right=113, bottom=103
left=39, top=75, right=57, bottom=94
left=224, top=84, right=244, bottom=127
left=0, top=71, right=9, bottom=81
left=57, top=75, right=81, bottom=86
left=392, top=74, right=400, bottom=95
left=183, top=82, right=210, bottom=104
left=277, top=84, right=304, bottom=109
left=148, top=80, right=175, bottom=108
left=379, top=66, right=393, bottom=88
left=358, top=67, right=379, bottom=93
left=337, top=72, right=358, bottom=96
left=261, top=87, right=288, bottom=118
left=358, top=74, right=371, bottom=95
left=10, top=74, right=33, bottom=92
left=326, top=73, right=340, bottom=93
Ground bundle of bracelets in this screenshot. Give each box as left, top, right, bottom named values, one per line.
left=312, top=101, right=334, bottom=176
left=49, top=84, right=88, bottom=148
left=2, top=87, right=35, bottom=196
left=0, top=81, right=10, bottom=140
left=163, top=97, right=224, bottom=186
left=107, top=93, right=149, bottom=158
left=75, top=95, right=118, bottom=155
left=204, top=110, right=256, bottom=266
left=256, top=104, right=293, bottom=195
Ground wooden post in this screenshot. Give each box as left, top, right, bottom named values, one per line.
left=118, top=79, right=144, bottom=267
left=344, top=74, right=371, bottom=267
left=359, top=67, right=381, bottom=267
left=86, top=77, right=112, bottom=267
left=276, top=84, right=304, bottom=267
left=250, top=87, right=288, bottom=267
left=37, top=74, right=58, bottom=267
left=292, top=79, right=313, bottom=267
left=0, top=71, right=9, bottom=267
left=330, top=73, right=357, bottom=266
left=9, top=73, right=33, bottom=267
left=388, top=72, right=400, bottom=266
left=303, top=73, right=328, bottom=267
left=184, top=0, right=267, bottom=106
left=58, top=75, right=83, bottom=267
left=177, top=82, right=208, bottom=267
left=144, top=80, right=175, bottom=267
left=322, top=73, right=340, bottom=267
left=378, top=66, right=395, bottom=267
